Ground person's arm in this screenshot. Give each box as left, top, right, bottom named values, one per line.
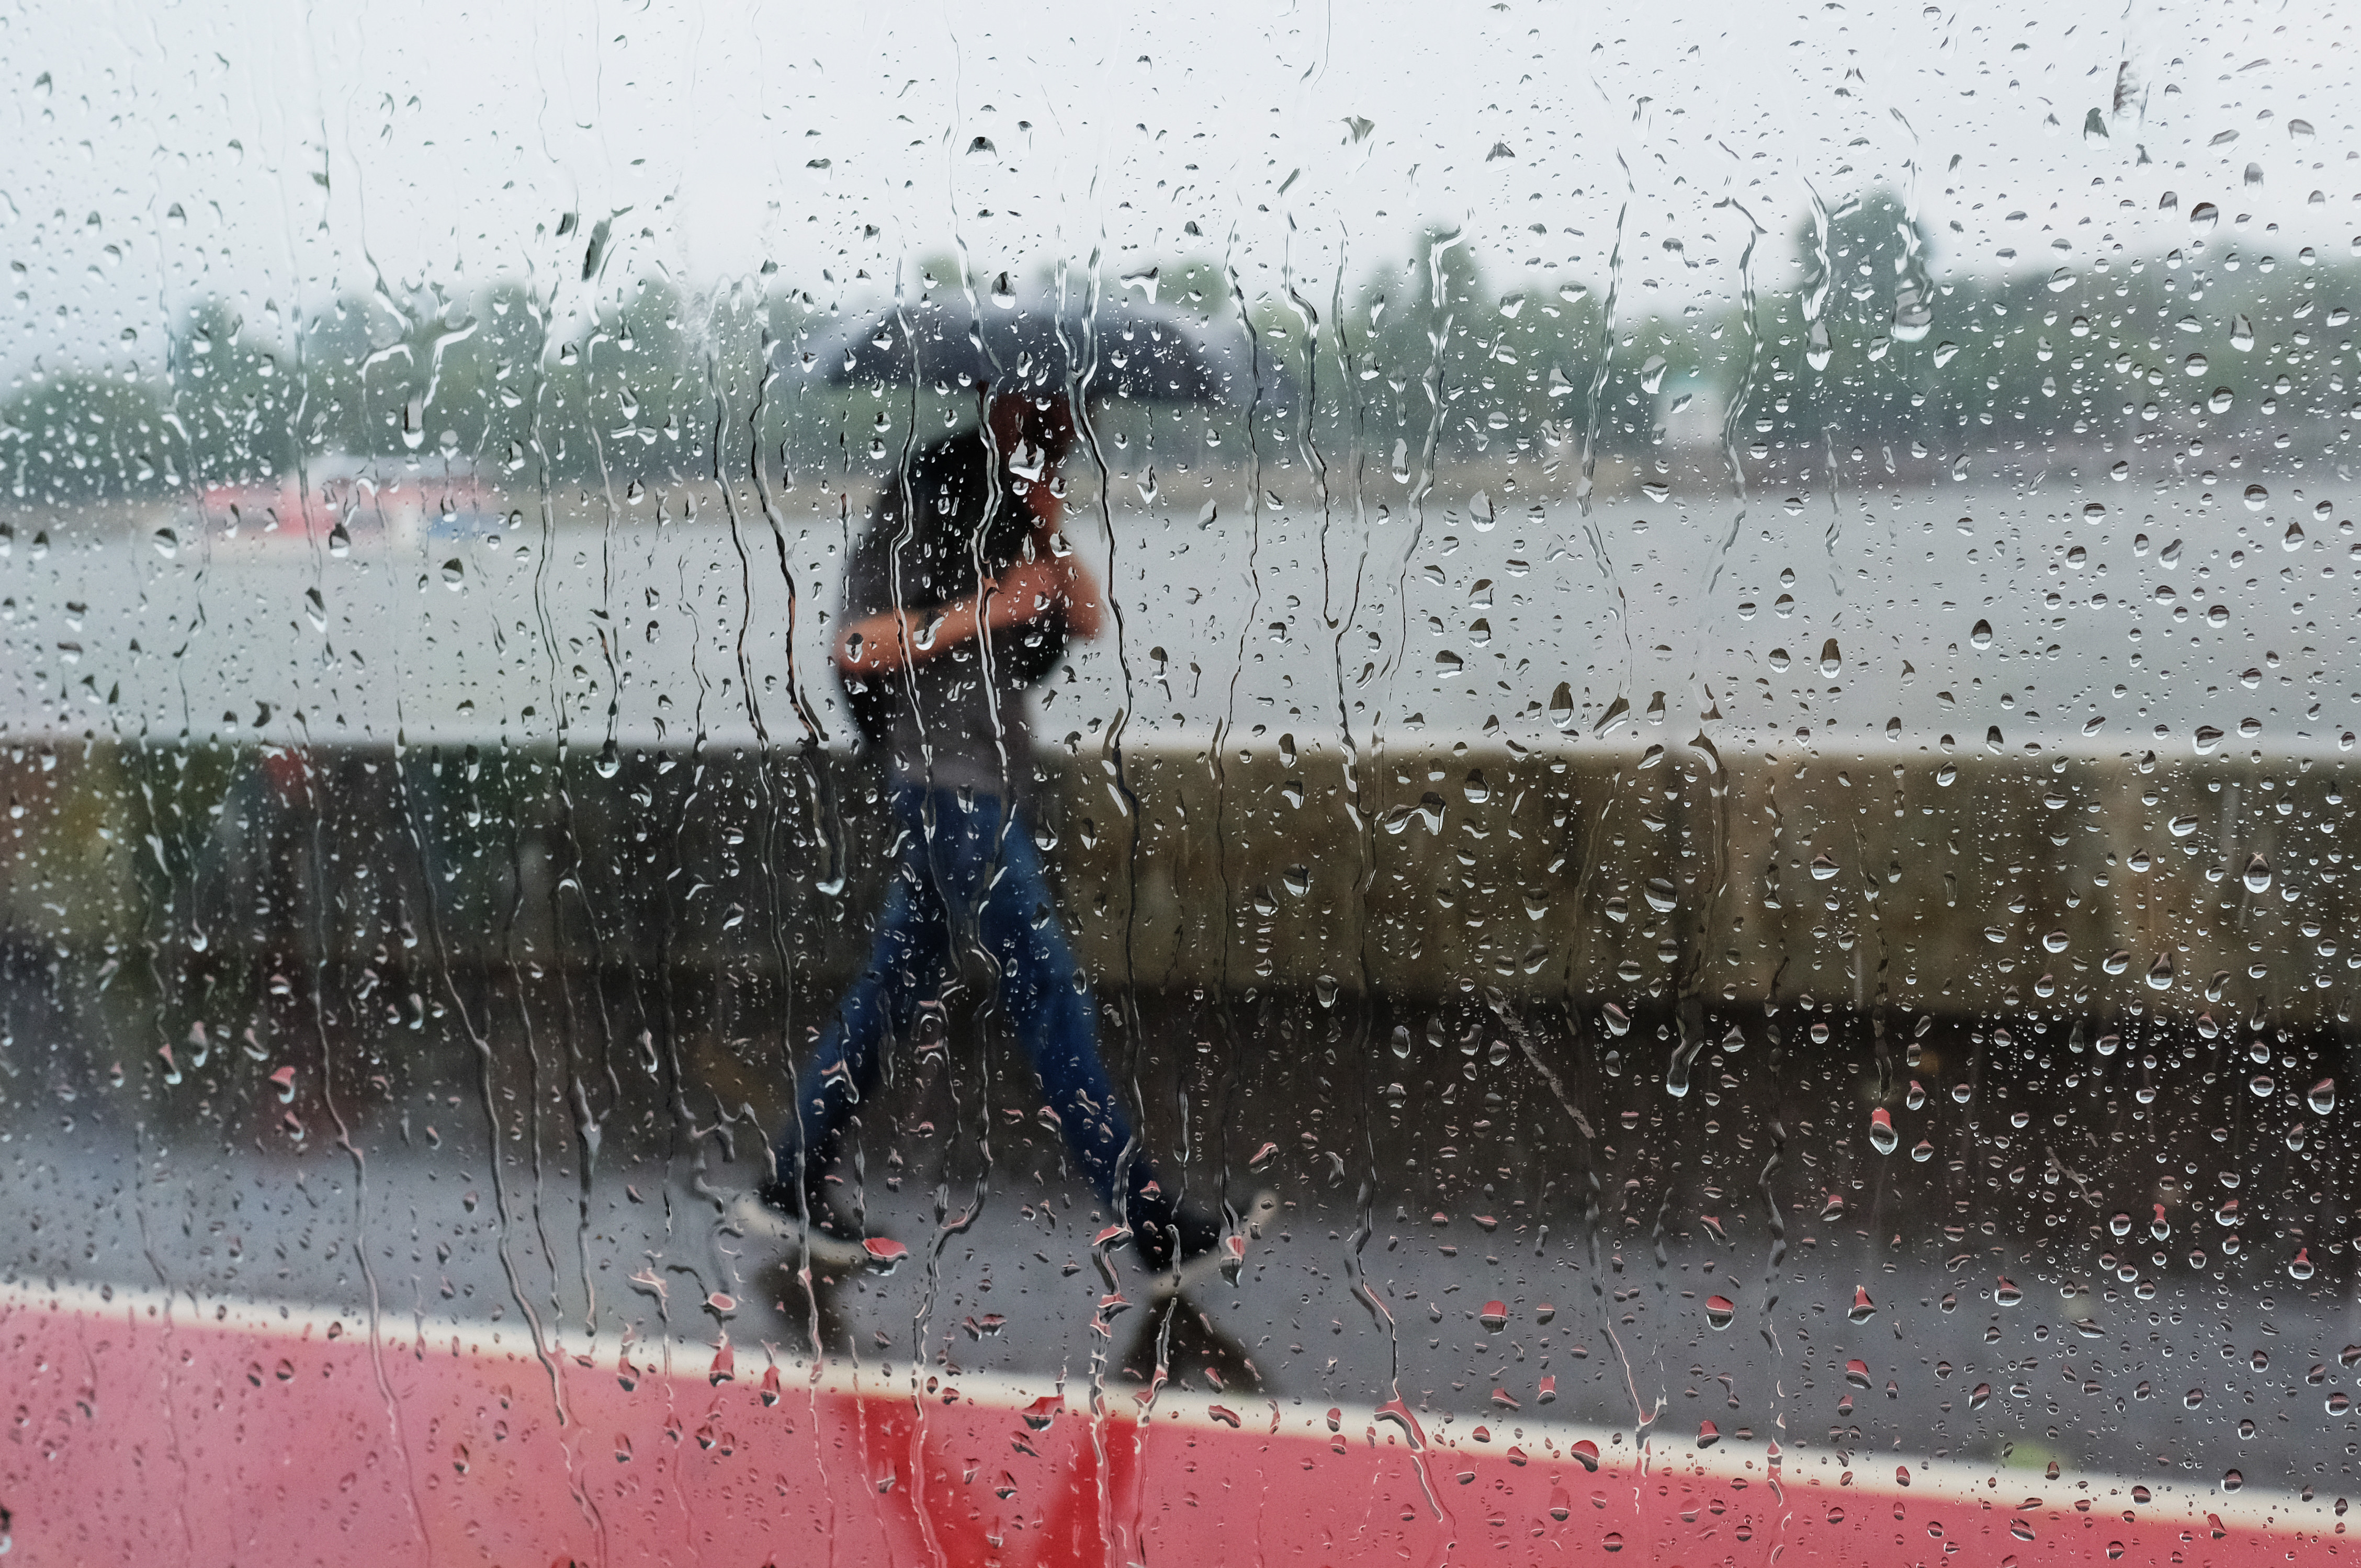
left=832, top=485, right=1104, bottom=675
left=1024, top=484, right=1105, bottom=641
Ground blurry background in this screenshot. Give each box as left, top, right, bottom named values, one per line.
left=3, top=0, right=2360, bottom=1512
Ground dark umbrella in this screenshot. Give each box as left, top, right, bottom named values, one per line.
left=792, top=290, right=1277, bottom=407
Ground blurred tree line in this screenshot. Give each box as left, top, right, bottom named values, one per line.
left=3, top=190, right=2351, bottom=509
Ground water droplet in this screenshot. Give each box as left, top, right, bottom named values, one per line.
left=989, top=271, right=1016, bottom=308
left=2189, top=201, right=2220, bottom=234
left=1696, top=1420, right=1720, bottom=1449
left=2229, top=314, right=2255, bottom=352
left=2284, top=521, right=2307, bottom=550
left=1891, top=280, right=1934, bottom=343
left=1911, top=1140, right=1934, bottom=1162
left=1970, top=619, right=1994, bottom=649
left=2042, top=930, right=2069, bottom=953
left=1601, top=1532, right=1624, bottom=1553
left=2183, top=352, right=2209, bottom=377
left=2145, top=952, right=2176, bottom=991
left=2242, top=483, right=2269, bottom=511
left=1806, top=320, right=1833, bottom=371
left=1869, top=1108, right=1898, bottom=1155
left=1705, top=1294, right=1736, bottom=1330
left=594, top=738, right=621, bottom=779
left=2242, top=855, right=2272, bottom=893
left=1478, top=1300, right=1508, bottom=1332
left=1932, top=339, right=1960, bottom=367
left=1995, top=1276, right=2024, bottom=1307
left=442, top=558, right=466, bottom=588
left=1569, top=1439, right=1600, bottom=1472
left=1809, top=853, right=1839, bottom=881
left=2308, top=1078, right=2336, bottom=1115
left=1818, top=639, right=1842, bottom=678
left=2290, top=1249, right=2316, bottom=1281
left=2221, top=1469, right=2243, bottom=1493
left=2103, top=950, right=2132, bottom=975
left=1644, top=877, right=1677, bottom=913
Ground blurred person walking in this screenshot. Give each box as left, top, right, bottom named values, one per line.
left=729, top=382, right=1247, bottom=1284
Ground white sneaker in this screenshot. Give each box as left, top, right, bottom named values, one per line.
left=1150, top=1190, right=1278, bottom=1300
left=721, top=1191, right=908, bottom=1275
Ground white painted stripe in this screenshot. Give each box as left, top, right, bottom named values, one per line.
left=0, top=1276, right=2335, bottom=1536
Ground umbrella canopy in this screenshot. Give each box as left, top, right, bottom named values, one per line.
left=794, top=292, right=1275, bottom=407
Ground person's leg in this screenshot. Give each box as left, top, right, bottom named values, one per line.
left=764, top=789, right=948, bottom=1222
left=942, top=792, right=1219, bottom=1268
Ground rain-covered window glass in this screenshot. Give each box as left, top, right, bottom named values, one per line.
left=3, top=3, right=2357, bottom=1560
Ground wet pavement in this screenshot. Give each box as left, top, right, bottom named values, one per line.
left=6, top=959, right=2358, bottom=1504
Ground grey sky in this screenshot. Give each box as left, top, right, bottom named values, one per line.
left=4, top=0, right=2353, bottom=379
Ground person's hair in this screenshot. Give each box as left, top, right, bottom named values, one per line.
left=981, top=386, right=1077, bottom=469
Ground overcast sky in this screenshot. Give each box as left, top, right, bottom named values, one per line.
left=4, top=0, right=2353, bottom=380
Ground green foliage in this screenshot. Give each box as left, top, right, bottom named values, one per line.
left=1, top=370, right=173, bottom=501
left=6, top=204, right=2353, bottom=505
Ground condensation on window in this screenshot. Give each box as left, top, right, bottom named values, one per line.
left=1, top=2, right=2356, bottom=1560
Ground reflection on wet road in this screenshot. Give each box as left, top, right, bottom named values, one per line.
left=8, top=962, right=2355, bottom=1501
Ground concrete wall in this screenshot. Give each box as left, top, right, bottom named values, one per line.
left=3, top=735, right=2349, bottom=1028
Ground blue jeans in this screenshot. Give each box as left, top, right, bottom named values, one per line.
left=770, top=787, right=1202, bottom=1254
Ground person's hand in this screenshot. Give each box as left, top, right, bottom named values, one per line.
left=1018, top=485, right=1104, bottom=642
left=1021, top=480, right=1063, bottom=533
left=832, top=556, right=1099, bottom=677
left=832, top=479, right=1104, bottom=677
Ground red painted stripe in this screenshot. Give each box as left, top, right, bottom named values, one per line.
left=2, top=1283, right=2340, bottom=1566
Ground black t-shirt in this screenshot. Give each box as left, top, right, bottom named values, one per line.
left=838, top=430, right=1070, bottom=797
